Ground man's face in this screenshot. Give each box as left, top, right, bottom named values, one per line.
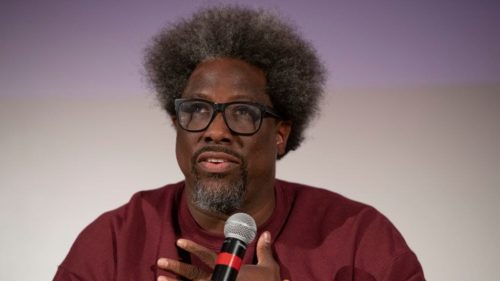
left=175, top=58, right=290, bottom=216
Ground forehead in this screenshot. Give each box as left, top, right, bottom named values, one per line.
left=182, top=58, right=268, bottom=102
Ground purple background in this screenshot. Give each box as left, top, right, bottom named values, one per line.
left=1, top=0, right=499, bottom=97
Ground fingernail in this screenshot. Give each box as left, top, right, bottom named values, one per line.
left=176, top=239, right=185, bottom=247
left=264, top=231, right=271, bottom=243
left=157, top=258, right=168, bottom=267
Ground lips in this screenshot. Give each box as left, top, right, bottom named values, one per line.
left=196, top=151, right=241, bottom=173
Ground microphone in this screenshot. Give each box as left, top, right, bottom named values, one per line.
left=211, top=213, right=257, bottom=281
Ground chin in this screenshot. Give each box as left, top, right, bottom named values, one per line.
left=191, top=174, right=247, bottom=215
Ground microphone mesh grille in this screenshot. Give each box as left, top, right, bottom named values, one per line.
left=224, top=213, right=257, bottom=244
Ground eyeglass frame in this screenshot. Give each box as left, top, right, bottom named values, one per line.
left=174, top=98, right=283, bottom=136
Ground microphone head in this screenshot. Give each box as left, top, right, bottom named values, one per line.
left=224, top=213, right=257, bottom=244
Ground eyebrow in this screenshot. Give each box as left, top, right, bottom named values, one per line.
left=183, top=92, right=262, bottom=103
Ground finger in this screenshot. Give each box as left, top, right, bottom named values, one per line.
left=177, top=239, right=217, bottom=268
left=157, top=258, right=210, bottom=280
left=256, top=231, right=276, bottom=266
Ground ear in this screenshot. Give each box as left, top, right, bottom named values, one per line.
left=275, top=120, right=292, bottom=157
left=170, top=115, right=178, bottom=130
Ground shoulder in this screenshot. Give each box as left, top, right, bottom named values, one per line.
left=73, top=181, right=183, bottom=241
left=276, top=179, right=404, bottom=239
left=56, top=182, right=184, bottom=279
left=274, top=180, right=424, bottom=279
left=121, top=181, right=184, bottom=217
left=81, top=182, right=183, bottom=230
left=276, top=179, right=373, bottom=217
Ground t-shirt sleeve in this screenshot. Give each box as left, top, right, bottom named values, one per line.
left=354, top=208, right=426, bottom=281
left=382, top=251, right=425, bottom=281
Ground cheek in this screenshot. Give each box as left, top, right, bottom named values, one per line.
left=246, top=132, right=279, bottom=169
left=175, top=132, right=195, bottom=175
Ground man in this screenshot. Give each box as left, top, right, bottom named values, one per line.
left=53, top=6, right=425, bottom=281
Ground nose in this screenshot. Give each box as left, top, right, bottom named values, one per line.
left=202, top=112, right=232, bottom=144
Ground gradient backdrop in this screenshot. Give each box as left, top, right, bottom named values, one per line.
left=1, top=0, right=499, bottom=280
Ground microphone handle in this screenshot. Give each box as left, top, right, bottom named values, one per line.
left=212, top=238, right=247, bottom=281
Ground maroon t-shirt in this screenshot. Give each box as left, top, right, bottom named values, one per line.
left=53, top=180, right=425, bottom=281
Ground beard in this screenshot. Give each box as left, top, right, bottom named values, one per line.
left=190, top=146, right=248, bottom=215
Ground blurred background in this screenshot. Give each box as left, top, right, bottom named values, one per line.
left=1, top=0, right=499, bottom=280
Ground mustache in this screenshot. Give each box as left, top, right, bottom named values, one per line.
left=191, top=146, right=246, bottom=166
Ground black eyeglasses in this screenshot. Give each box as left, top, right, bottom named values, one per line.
left=174, top=98, right=282, bottom=136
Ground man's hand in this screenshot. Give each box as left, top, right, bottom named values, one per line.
left=157, top=231, right=281, bottom=281
left=236, top=231, right=281, bottom=281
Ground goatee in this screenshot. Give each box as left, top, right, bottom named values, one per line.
left=190, top=146, right=248, bottom=215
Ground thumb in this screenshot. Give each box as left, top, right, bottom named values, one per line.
left=256, top=231, right=275, bottom=266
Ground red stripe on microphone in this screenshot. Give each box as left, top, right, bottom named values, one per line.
left=215, top=252, right=242, bottom=270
